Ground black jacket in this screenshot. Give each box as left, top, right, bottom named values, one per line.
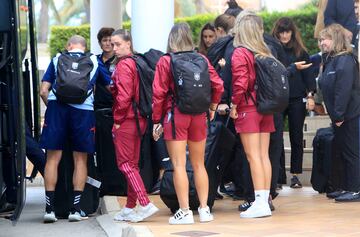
left=280, top=47, right=316, bottom=100
left=324, top=0, right=357, bottom=44
left=318, top=53, right=360, bottom=123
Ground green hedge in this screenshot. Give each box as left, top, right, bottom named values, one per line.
left=49, top=6, right=318, bottom=57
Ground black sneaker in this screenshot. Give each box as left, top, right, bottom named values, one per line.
left=238, top=200, right=275, bottom=212
left=335, top=192, right=360, bottom=202
left=326, top=190, right=347, bottom=199
left=150, top=179, right=161, bottom=195
left=268, top=197, right=275, bottom=211
left=238, top=201, right=253, bottom=211
left=290, top=176, right=302, bottom=188
left=215, top=191, right=224, bottom=200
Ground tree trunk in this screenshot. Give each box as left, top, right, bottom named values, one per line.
left=195, top=0, right=206, bottom=14
left=38, top=0, right=49, bottom=43
left=83, top=0, right=90, bottom=23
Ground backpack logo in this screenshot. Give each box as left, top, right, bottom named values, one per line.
left=194, top=72, right=200, bottom=81
left=72, top=62, right=79, bottom=70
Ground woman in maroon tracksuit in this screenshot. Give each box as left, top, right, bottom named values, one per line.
left=110, top=29, right=158, bottom=223
left=152, top=23, right=224, bottom=225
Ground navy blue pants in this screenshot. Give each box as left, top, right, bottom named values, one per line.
left=334, top=116, right=360, bottom=192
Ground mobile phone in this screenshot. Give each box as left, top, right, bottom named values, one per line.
left=155, top=125, right=163, bottom=135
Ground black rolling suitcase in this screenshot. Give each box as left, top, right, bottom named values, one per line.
left=54, top=142, right=100, bottom=218
left=95, top=108, right=127, bottom=196
left=311, top=127, right=336, bottom=193
left=160, top=116, right=235, bottom=213
left=95, top=109, right=155, bottom=195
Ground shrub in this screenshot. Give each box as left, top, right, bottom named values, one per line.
left=49, top=6, right=318, bottom=57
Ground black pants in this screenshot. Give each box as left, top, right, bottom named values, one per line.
left=334, top=116, right=360, bottom=192
left=25, top=124, right=46, bottom=176
left=269, top=113, right=284, bottom=197
left=3, top=124, right=46, bottom=204
left=281, top=98, right=306, bottom=175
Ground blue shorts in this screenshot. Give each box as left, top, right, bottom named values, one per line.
left=40, top=100, right=95, bottom=153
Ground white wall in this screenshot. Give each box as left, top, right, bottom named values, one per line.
left=90, top=0, right=123, bottom=54
left=131, top=0, right=174, bottom=53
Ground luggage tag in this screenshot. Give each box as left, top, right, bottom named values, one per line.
left=87, top=176, right=102, bottom=189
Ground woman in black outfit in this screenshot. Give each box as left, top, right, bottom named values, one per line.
left=318, top=24, right=360, bottom=202
left=272, top=17, right=316, bottom=188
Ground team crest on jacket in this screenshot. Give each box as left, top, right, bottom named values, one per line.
left=194, top=72, right=200, bottom=81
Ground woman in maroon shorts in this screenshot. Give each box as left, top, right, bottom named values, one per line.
left=110, top=29, right=159, bottom=223
left=229, top=11, right=275, bottom=218
left=152, top=23, right=224, bottom=225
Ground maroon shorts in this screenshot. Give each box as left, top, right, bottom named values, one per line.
left=234, top=111, right=275, bottom=133
left=163, top=107, right=207, bottom=141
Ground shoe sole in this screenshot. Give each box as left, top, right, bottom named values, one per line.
left=131, top=207, right=159, bottom=223
left=43, top=217, right=57, bottom=223
left=240, top=213, right=272, bottom=218
left=169, top=220, right=195, bottom=225
left=68, top=215, right=89, bottom=222
left=199, top=217, right=214, bottom=223
left=335, top=199, right=360, bottom=202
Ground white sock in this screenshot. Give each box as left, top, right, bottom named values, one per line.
left=254, top=190, right=265, bottom=204
left=264, top=190, right=270, bottom=203
left=181, top=207, right=190, bottom=213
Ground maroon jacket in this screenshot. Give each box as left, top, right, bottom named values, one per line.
left=152, top=54, right=224, bottom=123
left=111, top=56, right=141, bottom=125
left=231, top=47, right=257, bottom=112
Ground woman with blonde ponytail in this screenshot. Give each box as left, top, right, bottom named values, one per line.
left=229, top=11, right=274, bottom=218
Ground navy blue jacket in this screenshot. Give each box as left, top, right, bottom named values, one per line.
left=318, top=54, right=360, bottom=123
left=324, top=0, right=357, bottom=44
left=94, top=54, right=115, bottom=109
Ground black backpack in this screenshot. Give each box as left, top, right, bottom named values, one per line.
left=169, top=51, right=211, bottom=114
left=243, top=48, right=289, bottom=114
left=54, top=52, right=94, bottom=104
left=130, top=49, right=163, bottom=136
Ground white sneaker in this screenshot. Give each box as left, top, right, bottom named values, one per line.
left=198, top=206, right=214, bottom=223
left=169, top=209, right=194, bottom=225
left=43, top=211, right=57, bottom=223
left=240, top=200, right=271, bottom=218
left=68, top=210, right=89, bottom=222
left=114, top=207, right=137, bottom=221
left=130, top=203, right=159, bottom=223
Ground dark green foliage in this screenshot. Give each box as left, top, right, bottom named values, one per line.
left=49, top=5, right=318, bottom=57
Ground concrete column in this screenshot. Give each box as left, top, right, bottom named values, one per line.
left=131, top=0, right=174, bottom=53
left=90, top=0, right=122, bottom=54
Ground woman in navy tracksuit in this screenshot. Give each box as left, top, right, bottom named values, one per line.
left=318, top=24, right=360, bottom=202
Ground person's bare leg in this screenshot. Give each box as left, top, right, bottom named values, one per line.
left=240, top=133, right=265, bottom=190
left=188, top=139, right=208, bottom=208
left=260, top=133, right=272, bottom=190
left=73, top=152, right=88, bottom=191
left=44, top=150, right=62, bottom=191
left=166, top=140, right=188, bottom=209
